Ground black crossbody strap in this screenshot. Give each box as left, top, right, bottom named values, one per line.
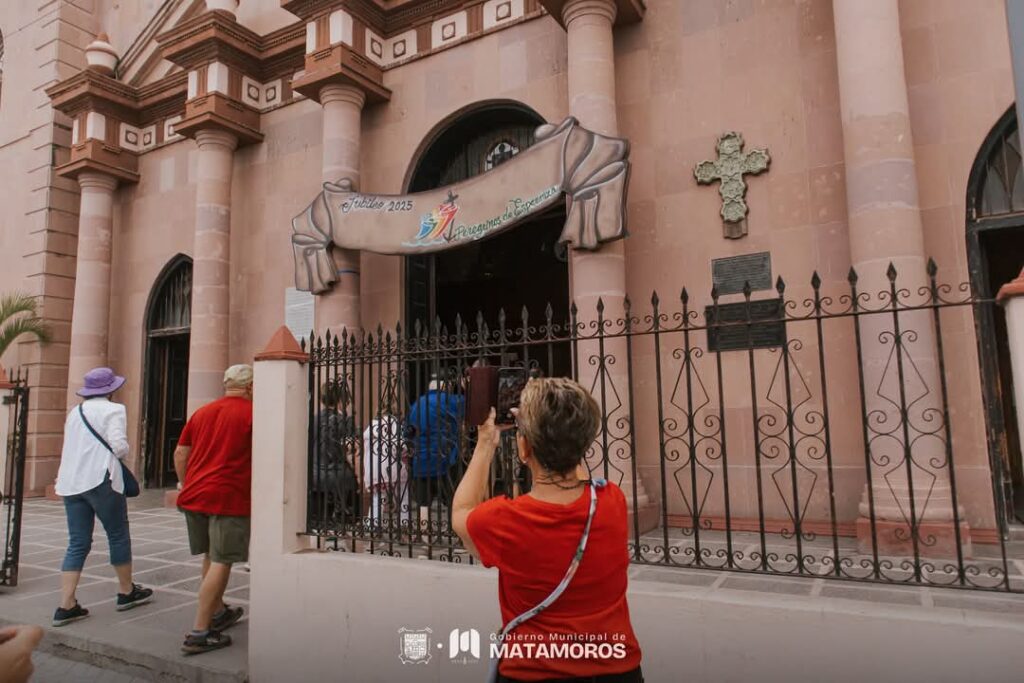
left=78, top=403, right=113, bottom=453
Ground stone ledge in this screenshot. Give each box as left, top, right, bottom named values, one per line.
left=0, top=615, right=247, bottom=683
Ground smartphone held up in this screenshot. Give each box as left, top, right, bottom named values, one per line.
left=465, top=366, right=529, bottom=427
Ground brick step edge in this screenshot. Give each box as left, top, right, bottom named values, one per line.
left=0, top=617, right=248, bottom=683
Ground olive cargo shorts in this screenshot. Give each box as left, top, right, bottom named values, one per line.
left=181, top=510, right=250, bottom=564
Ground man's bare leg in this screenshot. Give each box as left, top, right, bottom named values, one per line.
left=193, top=562, right=232, bottom=631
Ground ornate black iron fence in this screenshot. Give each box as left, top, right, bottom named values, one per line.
left=305, top=261, right=1020, bottom=592
left=1, top=369, right=29, bottom=587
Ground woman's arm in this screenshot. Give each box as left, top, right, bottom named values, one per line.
left=106, top=405, right=130, bottom=460
left=451, top=409, right=501, bottom=560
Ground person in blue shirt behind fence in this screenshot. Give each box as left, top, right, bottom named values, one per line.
left=407, top=375, right=465, bottom=515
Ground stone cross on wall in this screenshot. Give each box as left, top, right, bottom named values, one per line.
left=694, top=132, right=770, bottom=239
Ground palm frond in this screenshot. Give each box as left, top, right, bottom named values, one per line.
left=0, top=314, right=51, bottom=358
left=0, top=293, right=39, bottom=326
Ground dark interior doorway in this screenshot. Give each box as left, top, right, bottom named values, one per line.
left=967, top=107, right=1024, bottom=524
left=405, top=103, right=571, bottom=377
left=142, top=257, right=192, bottom=488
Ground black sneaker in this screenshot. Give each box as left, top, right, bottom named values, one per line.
left=211, top=605, right=244, bottom=631
left=116, top=584, right=153, bottom=611
left=181, top=629, right=232, bottom=655
left=52, top=602, right=89, bottom=627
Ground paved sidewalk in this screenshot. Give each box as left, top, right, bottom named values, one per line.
left=31, top=652, right=142, bottom=683
left=0, top=491, right=248, bottom=682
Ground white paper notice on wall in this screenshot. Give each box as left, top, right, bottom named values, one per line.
left=285, top=287, right=315, bottom=343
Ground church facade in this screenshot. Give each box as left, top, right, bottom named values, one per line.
left=0, top=0, right=1021, bottom=551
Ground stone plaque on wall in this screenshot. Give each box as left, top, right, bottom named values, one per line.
left=705, top=298, right=786, bottom=352
left=712, top=252, right=772, bottom=296
left=285, top=287, right=315, bottom=343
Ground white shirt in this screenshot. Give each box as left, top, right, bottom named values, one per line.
left=362, top=415, right=405, bottom=491
left=55, top=398, right=129, bottom=496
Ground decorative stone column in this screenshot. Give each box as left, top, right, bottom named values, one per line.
left=562, top=0, right=656, bottom=531
left=318, top=84, right=366, bottom=336
left=65, top=172, right=119, bottom=407
left=999, top=269, right=1024, bottom=473
left=187, top=129, right=238, bottom=415
left=564, top=0, right=626, bottom=321
left=833, top=0, right=967, bottom=554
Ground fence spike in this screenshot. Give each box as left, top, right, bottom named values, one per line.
left=596, top=297, right=605, bottom=314
left=927, top=257, right=938, bottom=277
left=776, top=275, right=786, bottom=294
left=651, top=290, right=660, bottom=306
left=680, top=287, right=689, bottom=304
left=810, top=271, right=821, bottom=290
left=710, top=284, right=719, bottom=300
left=886, top=262, right=898, bottom=282
left=742, top=280, right=752, bottom=298
left=847, top=266, right=858, bottom=286
left=545, top=302, right=553, bottom=321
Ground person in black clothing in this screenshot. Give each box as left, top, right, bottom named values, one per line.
left=314, top=380, right=359, bottom=525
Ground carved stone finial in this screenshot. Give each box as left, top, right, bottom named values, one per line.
left=205, top=0, right=239, bottom=17
left=694, top=132, right=770, bottom=239
left=85, top=33, right=118, bottom=75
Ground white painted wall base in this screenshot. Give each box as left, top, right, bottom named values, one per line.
left=248, top=550, right=1024, bottom=683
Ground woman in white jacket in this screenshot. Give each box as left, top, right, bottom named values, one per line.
left=52, top=367, right=152, bottom=627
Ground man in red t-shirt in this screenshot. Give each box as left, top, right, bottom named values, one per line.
left=173, top=364, right=253, bottom=655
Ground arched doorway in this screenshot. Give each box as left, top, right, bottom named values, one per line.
left=141, top=256, right=192, bottom=488
left=404, top=103, right=571, bottom=376
left=967, top=107, right=1024, bottom=522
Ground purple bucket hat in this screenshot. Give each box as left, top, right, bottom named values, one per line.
left=77, top=367, right=126, bottom=398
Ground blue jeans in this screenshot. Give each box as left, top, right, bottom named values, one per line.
left=61, top=475, right=132, bottom=571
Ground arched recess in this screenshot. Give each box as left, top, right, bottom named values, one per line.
left=967, top=106, right=1024, bottom=523
left=141, top=255, right=192, bottom=488
left=402, top=100, right=571, bottom=375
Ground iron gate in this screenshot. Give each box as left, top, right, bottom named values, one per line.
left=304, top=262, right=1022, bottom=592
left=1, top=369, right=28, bottom=587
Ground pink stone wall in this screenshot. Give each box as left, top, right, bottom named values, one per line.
left=3, top=0, right=1011, bottom=524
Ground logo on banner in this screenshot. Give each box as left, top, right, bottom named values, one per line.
left=398, top=627, right=434, bottom=664
left=413, top=190, right=460, bottom=246
left=449, top=628, right=481, bottom=664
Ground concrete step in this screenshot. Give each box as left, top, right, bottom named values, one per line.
left=0, top=615, right=248, bottom=683
left=1007, top=524, right=1024, bottom=542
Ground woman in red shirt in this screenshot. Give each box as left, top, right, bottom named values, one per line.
left=452, top=378, right=643, bottom=683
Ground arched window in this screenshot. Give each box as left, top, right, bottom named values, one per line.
left=142, top=256, right=192, bottom=487
left=409, top=107, right=540, bottom=192
left=404, top=103, right=571, bottom=377
left=973, top=110, right=1024, bottom=218
left=147, top=258, right=192, bottom=333
left=966, top=107, right=1024, bottom=525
